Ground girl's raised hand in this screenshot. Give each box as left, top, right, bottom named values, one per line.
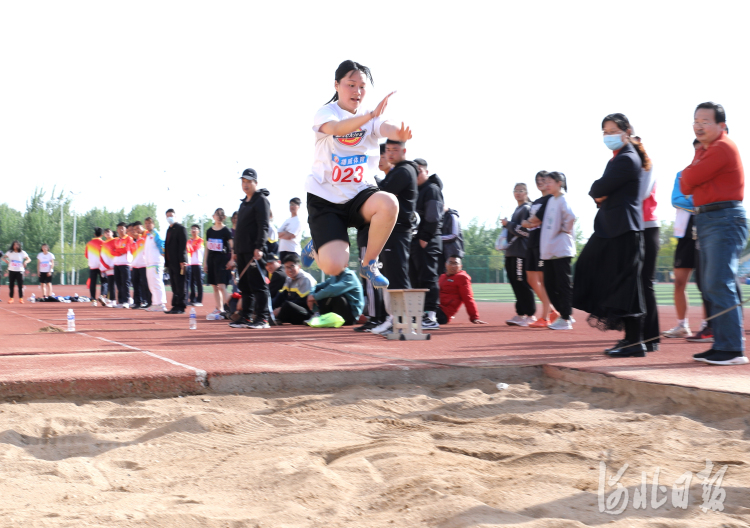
left=393, top=122, right=413, bottom=142
left=371, top=91, right=396, bottom=119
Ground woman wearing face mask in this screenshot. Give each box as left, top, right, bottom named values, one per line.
left=501, top=183, right=536, bottom=326
left=301, top=60, right=412, bottom=289
left=573, top=113, right=652, bottom=357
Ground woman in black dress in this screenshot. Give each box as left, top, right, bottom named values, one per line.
left=573, top=113, right=652, bottom=357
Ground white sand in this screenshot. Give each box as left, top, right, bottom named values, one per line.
left=0, top=379, right=748, bottom=527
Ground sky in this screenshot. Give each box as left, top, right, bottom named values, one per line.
left=2, top=1, right=749, bottom=240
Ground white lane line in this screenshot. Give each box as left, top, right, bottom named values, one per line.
left=0, top=307, right=207, bottom=386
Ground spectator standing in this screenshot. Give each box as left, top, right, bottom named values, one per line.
left=111, top=222, right=134, bottom=308
left=2, top=241, right=30, bottom=303
left=638, top=138, right=660, bottom=349
left=278, top=197, right=304, bottom=262
left=370, top=139, right=418, bottom=335
left=521, top=171, right=557, bottom=325
left=143, top=217, right=167, bottom=312
left=266, top=210, right=279, bottom=256
left=410, top=158, right=444, bottom=329
left=204, top=208, right=233, bottom=318
left=164, top=209, right=189, bottom=314
left=539, top=172, right=576, bottom=330
left=502, top=183, right=536, bottom=327
left=187, top=224, right=205, bottom=306
left=681, top=102, right=748, bottom=365
left=573, top=113, right=649, bottom=357
left=228, top=168, right=272, bottom=329
left=130, top=222, right=149, bottom=309
left=437, top=256, right=486, bottom=325
left=36, top=244, right=55, bottom=299
left=439, top=207, right=464, bottom=276
left=100, top=229, right=117, bottom=306
left=85, top=228, right=105, bottom=303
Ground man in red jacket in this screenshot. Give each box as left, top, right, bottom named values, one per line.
left=437, top=256, right=487, bottom=325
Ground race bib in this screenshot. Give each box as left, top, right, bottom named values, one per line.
left=39, top=261, right=51, bottom=272
left=207, top=238, right=224, bottom=252
left=11, top=259, right=22, bottom=268
left=331, top=154, right=366, bottom=184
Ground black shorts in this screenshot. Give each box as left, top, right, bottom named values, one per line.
left=307, top=187, right=379, bottom=250
left=673, top=233, right=696, bottom=269
left=39, top=272, right=52, bottom=284
left=207, top=253, right=231, bottom=285
left=525, top=245, right=544, bottom=272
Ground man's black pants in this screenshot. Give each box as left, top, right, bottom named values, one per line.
left=382, top=230, right=412, bottom=290
left=168, top=264, right=187, bottom=310
left=409, top=236, right=442, bottom=312
left=114, top=265, right=131, bottom=305
left=88, top=268, right=101, bottom=299
left=236, top=252, right=269, bottom=321
left=278, top=300, right=313, bottom=325
left=132, top=267, right=151, bottom=306
left=505, top=256, right=535, bottom=317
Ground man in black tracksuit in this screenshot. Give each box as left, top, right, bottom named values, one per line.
left=164, top=210, right=189, bottom=314
left=229, top=168, right=272, bottom=329
left=381, top=140, right=418, bottom=289
left=410, top=158, right=444, bottom=329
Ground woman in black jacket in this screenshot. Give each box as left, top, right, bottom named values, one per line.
left=502, top=183, right=536, bottom=326
left=573, top=113, right=652, bottom=357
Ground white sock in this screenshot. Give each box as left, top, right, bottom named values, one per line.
left=426, top=311, right=436, bottom=321
left=678, top=319, right=687, bottom=327
left=700, top=320, right=707, bottom=330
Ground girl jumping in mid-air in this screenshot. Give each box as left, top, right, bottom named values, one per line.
left=302, top=60, right=412, bottom=288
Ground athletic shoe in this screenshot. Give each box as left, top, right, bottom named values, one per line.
left=8, top=299, right=14, bottom=304
left=128, top=298, right=134, bottom=305
left=165, top=308, right=185, bottom=314
left=91, top=301, right=98, bottom=307
left=371, top=316, right=393, bottom=335
left=192, top=302, right=203, bottom=307
left=507, top=315, right=534, bottom=327
left=702, top=350, right=750, bottom=366
left=229, top=318, right=251, bottom=328
left=422, top=315, right=440, bottom=330
left=206, top=309, right=222, bottom=320
left=354, top=320, right=382, bottom=333
left=662, top=324, right=691, bottom=338
left=686, top=327, right=714, bottom=343
left=19, top=298, right=24, bottom=304
left=98, top=295, right=108, bottom=305
left=114, top=303, right=126, bottom=309
left=146, top=305, right=166, bottom=312
left=549, top=310, right=560, bottom=323
left=692, top=349, right=715, bottom=362
left=548, top=318, right=573, bottom=330
left=246, top=318, right=270, bottom=329
left=301, top=239, right=316, bottom=267
left=528, top=318, right=550, bottom=328
left=359, top=259, right=389, bottom=289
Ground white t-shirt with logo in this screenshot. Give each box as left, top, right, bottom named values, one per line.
left=6, top=251, right=29, bottom=272
left=306, top=102, right=385, bottom=204
left=37, top=252, right=55, bottom=273
left=278, top=216, right=303, bottom=254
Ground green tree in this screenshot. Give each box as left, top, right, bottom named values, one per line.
left=23, top=187, right=69, bottom=254
left=128, top=203, right=159, bottom=228
left=78, top=207, right=127, bottom=245
left=0, top=204, right=24, bottom=252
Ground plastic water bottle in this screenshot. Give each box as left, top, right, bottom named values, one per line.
left=189, top=307, right=197, bottom=330
left=30, top=294, right=36, bottom=303
left=67, top=309, right=75, bottom=332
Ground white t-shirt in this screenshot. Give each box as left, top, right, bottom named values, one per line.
left=278, top=216, right=303, bottom=254
left=305, top=102, right=385, bottom=204
left=6, top=251, right=29, bottom=272
left=37, top=252, right=55, bottom=273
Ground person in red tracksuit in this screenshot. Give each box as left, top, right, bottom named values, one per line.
left=436, top=255, right=487, bottom=325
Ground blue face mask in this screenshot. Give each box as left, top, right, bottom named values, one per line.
left=603, top=134, right=624, bottom=151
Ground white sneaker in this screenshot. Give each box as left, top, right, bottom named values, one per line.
left=371, top=315, right=394, bottom=335
left=548, top=318, right=573, bottom=330
left=506, top=315, right=525, bottom=326
left=662, top=324, right=691, bottom=338
left=146, top=304, right=164, bottom=312
left=192, top=302, right=203, bottom=307
left=206, top=309, right=221, bottom=320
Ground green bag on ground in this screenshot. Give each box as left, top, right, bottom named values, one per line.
left=306, top=312, right=345, bottom=328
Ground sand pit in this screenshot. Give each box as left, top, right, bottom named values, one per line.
left=0, top=378, right=748, bottom=528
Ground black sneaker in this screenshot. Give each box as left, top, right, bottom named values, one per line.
left=354, top=320, right=381, bottom=332
left=604, top=339, right=629, bottom=353
left=247, top=318, right=270, bottom=329
left=692, top=349, right=716, bottom=362
left=229, top=318, right=251, bottom=328
left=702, top=350, right=750, bottom=366
left=421, top=315, right=440, bottom=330
left=686, top=327, right=714, bottom=343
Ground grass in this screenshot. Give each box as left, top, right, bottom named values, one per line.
left=471, top=283, right=750, bottom=306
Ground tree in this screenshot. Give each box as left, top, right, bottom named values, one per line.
left=128, top=203, right=159, bottom=229
left=23, top=187, right=68, bottom=255
left=0, top=204, right=24, bottom=252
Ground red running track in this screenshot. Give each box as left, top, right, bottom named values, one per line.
left=0, top=286, right=748, bottom=399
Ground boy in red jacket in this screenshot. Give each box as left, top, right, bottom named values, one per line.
left=437, top=256, right=487, bottom=324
